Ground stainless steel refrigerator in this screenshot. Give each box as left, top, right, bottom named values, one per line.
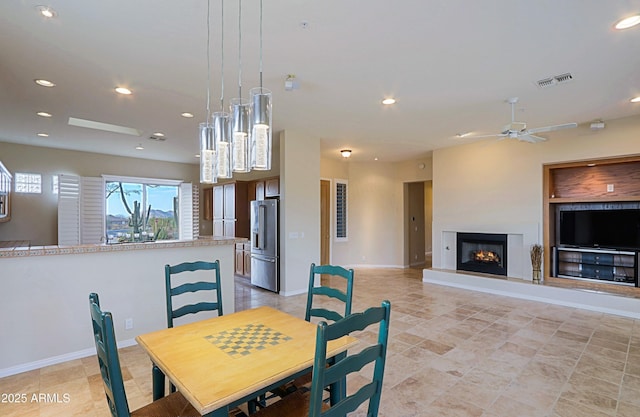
left=250, top=199, right=279, bottom=292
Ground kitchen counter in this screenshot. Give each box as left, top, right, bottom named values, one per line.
left=1, top=235, right=247, bottom=376
left=0, top=236, right=247, bottom=258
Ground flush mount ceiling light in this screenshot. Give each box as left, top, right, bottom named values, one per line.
left=115, top=87, right=132, bottom=95
left=37, top=111, right=52, bottom=118
left=36, top=5, right=56, bottom=18
left=341, top=149, right=352, bottom=158
left=34, top=79, right=55, bottom=87
left=181, top=112, right=194, bottom=118
left=615, top=14, right=640, bottom=30
left=382, top=98, right=396, bottom=105
left=631, top=96, right=640, bottom=103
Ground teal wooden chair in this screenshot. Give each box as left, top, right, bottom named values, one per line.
left=305, top=263, right=354, bottom=323
left=154, top=260, right=224, bottom=399
left=88, top=293, right=201, bottom=417
left=165, top=259, right=224, bottom=328
left=252, top=300, right=391, bottom=417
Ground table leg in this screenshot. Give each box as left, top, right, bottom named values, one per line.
left=152, top=364, right=165, bottom=401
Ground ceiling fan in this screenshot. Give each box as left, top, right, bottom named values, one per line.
left=468, top=97, right=578, bottom=143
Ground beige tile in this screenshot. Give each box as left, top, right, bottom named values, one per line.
left=552, top=397, right=614, bottom=417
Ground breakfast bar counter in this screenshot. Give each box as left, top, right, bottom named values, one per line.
left=0, top=236, right=246, bottom=377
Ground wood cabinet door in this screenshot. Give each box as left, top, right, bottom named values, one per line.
left=203, top=187, right=213, bottom=220
left=213, top=185, right=224, bottom=219
left=265, top=178, right=279, bottom=197
left=243, top=250, right=251, bottom=277
left=213, top=220, right=224, bottom=236
left=255, top=181, right=265, bottom=200
left=223, top=183, right=236, bottom=219
left=235, top=247, right=244, bottom=275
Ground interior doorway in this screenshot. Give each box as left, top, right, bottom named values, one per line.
left=406, top=181, right=432, bottom=268
left=320, top=179, right=330, bottom=265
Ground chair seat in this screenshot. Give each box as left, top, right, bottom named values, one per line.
left=131, top=391, right=200, bottom=417
left=251, top=390, right=329, bottom=417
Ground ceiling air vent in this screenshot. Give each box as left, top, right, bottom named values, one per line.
left=148, top=135, right=166, bottom=141
left=536, top=72, right=574, bottom=88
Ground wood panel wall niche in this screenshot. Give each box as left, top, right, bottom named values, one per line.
left=543, top=154, right=640, bottom=291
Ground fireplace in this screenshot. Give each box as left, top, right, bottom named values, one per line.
left=456, top=232, right=508, bottom=276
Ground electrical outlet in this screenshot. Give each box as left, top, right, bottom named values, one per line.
left=607, top=184, right=614, bottom=192
left=125, top=318, right=133, bottom=330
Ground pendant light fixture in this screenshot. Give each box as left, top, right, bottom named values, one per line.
left=230, top=0, right=251, bottom=173
left=214, top=0, right=232, bottom=179
left=250, top=0, right=272, bottom=171
left=199, top=0, right=217, bottom=184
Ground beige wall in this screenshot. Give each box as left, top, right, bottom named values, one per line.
left=0, top=142, right=199, bottom=245
left=320, top=155, right=432, bottom=268
left=431, top=114, right=640, bottom=270
left=279, top=130, right=321, bottom=295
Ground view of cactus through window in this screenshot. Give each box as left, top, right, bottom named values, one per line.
left=105, top=181, right=179, bottom=243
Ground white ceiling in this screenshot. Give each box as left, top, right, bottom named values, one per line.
left=1, top=1, right=639, bottom=165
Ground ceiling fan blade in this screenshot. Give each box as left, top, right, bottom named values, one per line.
left=527, top=122, right=577, bottom=134
left=518, top=134, right=547, bottom=143
left=462, top=133, right=507, bottom=139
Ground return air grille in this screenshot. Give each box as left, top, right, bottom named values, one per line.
left=536, top=72, right=573, bottom=88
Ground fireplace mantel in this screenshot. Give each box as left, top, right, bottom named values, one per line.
left=432, top=222, right=540, bottom=281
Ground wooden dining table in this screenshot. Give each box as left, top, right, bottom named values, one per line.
left=135, top=306, right=358, bottom=417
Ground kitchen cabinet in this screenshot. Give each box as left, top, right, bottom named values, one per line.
left=202, top=187, right=213, bottom=220
left=234, top=242, right=252, bottom=278
left=0, top=161, right=11, bottom=222
left=212, top=181, right=249, bottom=238
left=265, top=177, right=279, bottom=197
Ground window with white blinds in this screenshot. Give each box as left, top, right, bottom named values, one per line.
left=335, top=179, right=348, bottom=241
left=58, top=175, right=193, bottom=245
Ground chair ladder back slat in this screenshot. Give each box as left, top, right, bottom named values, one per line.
left=308, top=300, right=391, bottom=417
left=305, top=263, right=355, bottom=323
left=307, top=307, right=344, bottom=323
left=164, top=260, right=223, bottom=328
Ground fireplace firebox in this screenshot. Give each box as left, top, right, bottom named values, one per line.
left=457, top=232, right=508, bottom=276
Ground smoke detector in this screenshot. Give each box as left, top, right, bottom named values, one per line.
left=285, top=74, right=300, bottom=91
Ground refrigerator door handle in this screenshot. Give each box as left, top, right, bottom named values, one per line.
left=251, top=254, right=276, bottom=263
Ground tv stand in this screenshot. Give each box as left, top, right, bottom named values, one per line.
left=553, top=247, right=638, bottom=287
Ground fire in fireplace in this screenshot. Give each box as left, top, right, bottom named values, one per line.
left=457, top=232, right=508, bottom=276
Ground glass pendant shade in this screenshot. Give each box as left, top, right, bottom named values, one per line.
left=199, top=122, right=217, bottom=184
left=250, top=87, right=272, bottom=170
left=213, top=112, right=232, bottom=179
left=230, top=98, right=251, bottom=173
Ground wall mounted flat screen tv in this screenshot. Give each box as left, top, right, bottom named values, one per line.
left=559, top=209, right=640, bottom=250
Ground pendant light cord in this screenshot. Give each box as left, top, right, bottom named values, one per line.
left=219, top=0, right=225, bottom=110
left=259, top=0, right=263, bottom=88
left=206, top=0, right=211, bottom=120
left=237, top=0, right=242, bottom=99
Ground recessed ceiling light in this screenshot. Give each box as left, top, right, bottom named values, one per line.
left=36, top=5, right=57, bottom=18
left=587, top=163, right=596, bottom=167
left=35, top=79, right=55, bottom=87
left=631, top=96, right=640, bottom=103
left=115, top=87, right=132, bottom=95
left=615, top=14, right=640, bottom=30
left=37, top=111, right=52, bottom=118
left=37, top=133, right=49, bottom=137
left=153, top=132, right=165, bottom=137
left=135, top=144, right=144, bottom=150
left=195, top=154, right=201, bottom=158
left=181, top=112, right=194, bottom=118
left=374, top=157, right=379, bottom=161
left=456, top=132, right=472, bottom=138
left=382, top=98, right=396, bottom=105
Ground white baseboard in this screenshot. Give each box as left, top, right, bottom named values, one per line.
left=0, top=338, right=137, bottom=378
left=423, top=269, right=640, bottom=319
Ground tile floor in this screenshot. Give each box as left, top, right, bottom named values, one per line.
left=1, top=267, right=640, bottom=416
